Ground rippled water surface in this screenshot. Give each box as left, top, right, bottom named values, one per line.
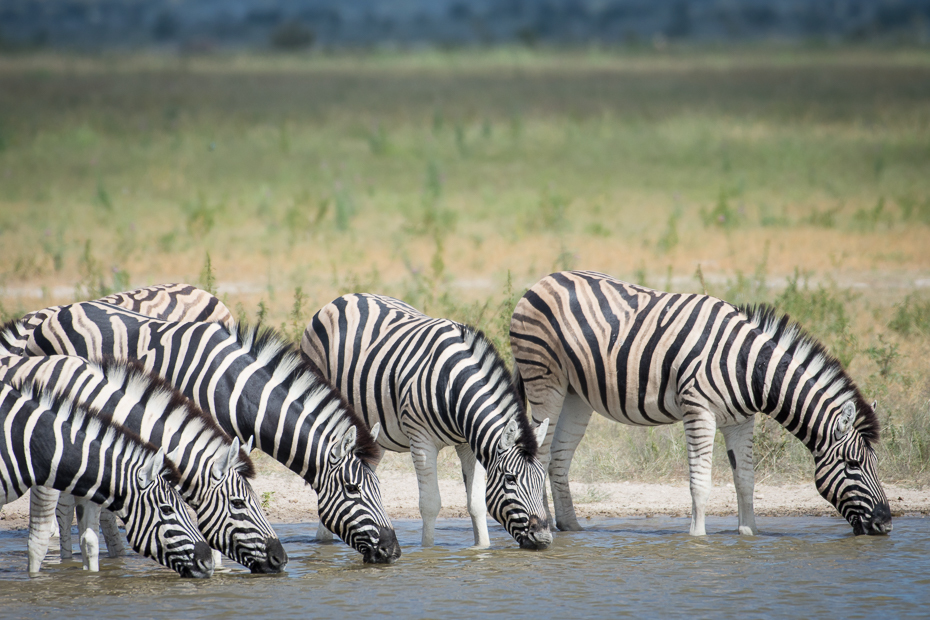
left=1, top=516, right=928, bottom=619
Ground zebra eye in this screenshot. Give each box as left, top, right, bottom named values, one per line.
left=846, top=459, right=861, bottom=471
left=160, top=504, right=176, bottom=517
left=231, top=498, right=247, bottom=510
left=503, top=473, right=517, bottom=485
left=346, top=483, right=360, bottom=494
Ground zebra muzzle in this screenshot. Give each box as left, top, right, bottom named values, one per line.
left=361, top=526, right=402, bottom=564
left=249, top=536, right=288, bottom=574
left=178, top=541, right=215, bottom=578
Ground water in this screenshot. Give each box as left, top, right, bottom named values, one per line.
left=1, top=516, right=928, bottom=619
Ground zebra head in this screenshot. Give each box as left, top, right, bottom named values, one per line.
left=173, top=437, right=287, bottom=574
left=119, top=448, right=215, bottom=578
left=813, top=400, right=891, bottom=536
left=485, top=417, right=552, bottom=550
left=317, top=423, right=401, bottom=564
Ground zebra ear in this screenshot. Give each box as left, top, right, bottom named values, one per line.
left=330, top=426, right=358, bottom=465
left=138, top=448, right=166, bottom=489
left=499, top=418, right=519, bottom=453
left=213, top=437, right=240, bottom=481
left=534, top=418, right=550, bottom=446
left=835, top=401, right=856, bottom=441
left=369, top=422, right=381, bottom=444
left=244, top=435, right=254, bottom=454
left=166, top=445, right=183, bottom=469
left=871, top=400, right=878, bottom=413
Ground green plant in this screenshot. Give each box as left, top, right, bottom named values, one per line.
left=280, top=287, right=309, bottom=343
left=701, top=188, right=742, bottom=230
left=260, top=491, right=276, bottom=510
left=655, top=211, right=680, bottom=254
left=864, top=334, right=901, bottom=380
left=888, top=294, right=930, bottom=336
left=199, top=252, right=217, bottom=296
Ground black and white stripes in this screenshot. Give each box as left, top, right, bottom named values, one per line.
left=24, top=300, right=401, bottom=563
left=0, top=353, right=286, bottom=573
left=510, top=270, right=890, bottom=536
left=302, top=294, right=551, bottom=549
left=0, top=379, right=214, bottom=577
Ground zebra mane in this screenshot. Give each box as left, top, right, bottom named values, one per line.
left=96, top=357, right=257, bottom=479
left=0, top=318, right=29, bottom=356
left=459, top=324, right=539, bottom=458
left=15, top=379, right=183, bottom=487
left=738, top=303, right=880, bottom=447
left=233, top=321, right=381, bottom=467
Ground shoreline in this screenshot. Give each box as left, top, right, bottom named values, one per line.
left=2, top=471, right=927, bottom=531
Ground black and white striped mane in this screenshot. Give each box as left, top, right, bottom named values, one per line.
left=738, top=303, right=880, bottom=447
left=458, top=324, right=539, bottom=458
left=232, top=321, right=381, bottom=467
left=100, top=357, right=256, bottom=479
left=13, top=379, right=183, bottom=487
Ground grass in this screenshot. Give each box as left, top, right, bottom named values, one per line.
left=1, top=46, right=929, bottom=487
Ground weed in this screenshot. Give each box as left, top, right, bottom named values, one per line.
left=333, top=183, right=355, bottom=232
left=889, top=293, right=930, bottom=336
left=701, top=188, right=742, bottom=230
left=803, top=205, right=841, bottom=228
left=655, top=210, right=680, bottom=254
left=281, top=286, right=308, bottom=343
left=865, top=334, right=901, bottom=380
left=260, top=491, right=276, bottom=510
left=184, top=192, right=221, bottom=238
left=722, top=243, right=769, bottom=306
left=852, top=196, right=892, bottom=231
left=199, top=252, right=217, bottom=296
left=531, top=189, right=569, bottom=233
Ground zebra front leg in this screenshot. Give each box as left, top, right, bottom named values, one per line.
left=455, top=443, right=490, bottom=547
left=28, top=486, right=61, bottom=573
left=99, top=509, right=126, bottom=557
left=548, top=392, right=593, bottom=532
left=681, top=407, right=717, bottom=536
left=721, top=417, right=758, bottom=536
left=410, top=439, right=442, bottom=547
left=75, top=498, right=102, bottom=571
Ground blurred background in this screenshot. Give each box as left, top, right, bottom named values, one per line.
left=1, top=0, right=928, bottom=485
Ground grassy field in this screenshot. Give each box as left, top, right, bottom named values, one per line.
left=1, top=47, right=928, bottom=487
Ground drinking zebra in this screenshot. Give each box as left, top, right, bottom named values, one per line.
left=301, top=294, right=551, bottom=549
left=21, top=301, right=401, bottom=563
left=0, top=352, right=286, bottom=573
left=1, top=283, right=235, bottom=563
left=0, top=379, right=214, bottom=577
left=510, top=270, right=891, bottom=536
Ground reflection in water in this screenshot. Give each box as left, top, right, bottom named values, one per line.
left=0, top=516, right=928, bottom=619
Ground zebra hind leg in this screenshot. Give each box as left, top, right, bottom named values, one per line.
left=455, top=444, right=490, bottom=547
left=99, top=509, right=126, bottom=557
left=28, top=486, right=61, bottom=573
left=56, top=492, right=76, bottom=561
left=548, top=393, right=593, bottom=532
left=721, top=417, right=759, bottom=536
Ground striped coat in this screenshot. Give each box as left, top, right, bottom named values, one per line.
left=510, top=271, right=890, bottom=536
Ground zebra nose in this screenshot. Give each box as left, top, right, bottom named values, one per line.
left=363, top=526, right=401, bottom=564
left=189, top=541, right=215, bottom=578
left=867, top=502, right=893, bottom=536
left=521, top=515, right=552, bottom=550
left=265, top=537, right=288, bottom=571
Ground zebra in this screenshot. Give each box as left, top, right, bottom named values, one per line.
left=0, top=379, right=214, bottom=577
left=509, top=270, right=891, bottom=537
left=21, top=301, right=401, bottom=563
left=0, top=351, right=286, bottom=574
left=0, top=283, right=235, bottom=564
left=0, top=283, right=234, bottom=358
left=301, top=294, right=552, bottom=549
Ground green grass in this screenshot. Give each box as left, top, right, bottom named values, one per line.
left=1, top=46, right=929, bottom=486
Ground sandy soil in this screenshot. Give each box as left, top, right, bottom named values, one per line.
left=2, top=470, right=928, bottom=531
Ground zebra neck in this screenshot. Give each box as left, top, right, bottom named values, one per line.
left=759, top=343, right=842, bottom=451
